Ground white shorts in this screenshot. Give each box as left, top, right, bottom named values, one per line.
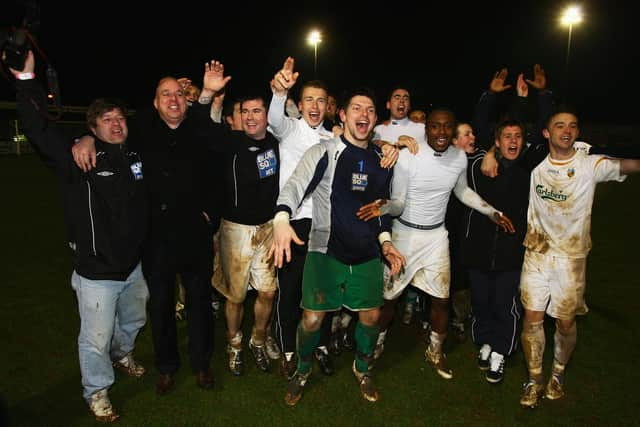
left=213, top=219, right=277, bottom=304
left=520, top=250, right=588, bottom=320
left=383, top=222, right=450, bottom=300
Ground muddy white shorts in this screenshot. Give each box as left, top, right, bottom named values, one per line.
left=520, top=249, right=588, bottom=320
left=213, top=219, right=277, bottom=303
left=383, top=222, right=450, bottom=300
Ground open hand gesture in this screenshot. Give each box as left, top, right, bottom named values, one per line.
left=489, top=68, right=511, bottom=93
left=525, top=64, right=546, bottom=90
left=203, top=60, right=232, bottom=93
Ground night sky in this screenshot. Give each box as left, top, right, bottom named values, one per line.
left=1, top=0, right=636, bottom=124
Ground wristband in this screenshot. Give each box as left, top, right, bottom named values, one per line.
left=378, top=231, right=392, bottom=246
left=16, top=72, right=35, bottom=80
left=274, top=211, right=290, bottom=225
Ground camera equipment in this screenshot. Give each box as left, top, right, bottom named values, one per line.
left=0, top=27, right=32, bottom=71
left=1, top=1, right=63, bottom=120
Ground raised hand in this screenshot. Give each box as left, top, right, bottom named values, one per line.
left=7, top=49, right=34, bottom=74
left=272, top=56, right=300, bottom=95
left=202, top=60, right=232, bottom=93
left=516, top=73, right=529, bottom=97
left=357, top=199, right=388, bottom=221
left=525, top=64, right=547, bottom=90
left=177, top=77, right=192, bottom=91
left=489, top=68, right=511, bottom=93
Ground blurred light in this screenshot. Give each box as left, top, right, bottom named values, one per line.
left=307, top=30, right=322, bottom=46
left=561, top=5, right=582, bottom=26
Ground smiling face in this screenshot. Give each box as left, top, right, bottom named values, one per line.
left=426, top=110, right=455, bottom=152
left=184, top=84, right=201, bottom=104
left=340, top=94, right=377, bottom=147
left=298, top=85, right=328, bottom=128
left=91, top=108, right=128, bottom=144
left=241, top=98, right=268, bottom=140
left=153, top=77, right=187, bottom=128
left=543, top=112, right=580, bottom=159
left=495, top=124, right=524, bottom=160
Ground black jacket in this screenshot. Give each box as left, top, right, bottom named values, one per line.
left=16, top=80, right=148, bottom=280
left=190, top=103, right=280, bottom=226
left=128, top=106, right=219, bottom=271
left=460, top=154, right=529, bottom=271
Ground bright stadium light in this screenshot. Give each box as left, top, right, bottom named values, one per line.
left=560, top=5, right=583, bottom=102
left=307, top=30, right=322, bottom=77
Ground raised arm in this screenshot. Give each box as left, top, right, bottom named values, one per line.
left=473, top=68, right=510, bottom=151
left=199, top=59, right=232, bottom=104
left=12, top=50, right=72, bottom=173
left=268, top=56, right=299, bottom=139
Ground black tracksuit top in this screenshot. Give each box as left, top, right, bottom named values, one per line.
left=16, top=80, right=148, bottom=280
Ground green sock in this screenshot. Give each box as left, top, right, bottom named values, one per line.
left=354, top=321, right=379, bottom=373
left=296, top=323, right=321, bottom=374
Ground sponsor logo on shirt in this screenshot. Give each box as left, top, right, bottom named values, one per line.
left=130, top=162, right=143, bottom=180
left=257, top=149, right=278, bottom=178
left=536, top=185, right=568, bottom=202
left=97, top=171, right=114, bottom=177
left=352, top=173, right=368, bottom=191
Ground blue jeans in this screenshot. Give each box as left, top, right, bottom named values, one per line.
left=71, top=263, right=149, bottom=402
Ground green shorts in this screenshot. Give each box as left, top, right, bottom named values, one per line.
left=301, top=251, right=384, bottom=312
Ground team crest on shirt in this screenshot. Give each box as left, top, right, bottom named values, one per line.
left=567, top=167, right=575, bottom=178
left=352, top=173, right=368, bottom=191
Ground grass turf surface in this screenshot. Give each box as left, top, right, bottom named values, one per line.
left=1, top=155, right=639, bottom=426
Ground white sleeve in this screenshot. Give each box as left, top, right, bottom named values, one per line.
left=277, top=143, right=328, bottom=217
left=453, top=169, right=500, bottom=218
left=267, top=93, right=296, bottom=140
left=386, top=150, right=411, bottom=216
left=209, top=104, right=222, bottom=123
left=591, top=155, right=627, bottom=183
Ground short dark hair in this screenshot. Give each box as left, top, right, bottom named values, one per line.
left=340, top=87, right=378, bottom=111
left=298, top=80, right=328, bottom=100
left=387, top=84, right=411, bottom=100
left=426, top=106, right=456, bottom=123
left=545, top=105, right=579, bottom=129
left=86, top=98, right=128, bottom=129
left=238, top=93, right=269, bottom=111
left=223, top=98, right=241, bottom=119
left=494, top=119, right=524, bottom=140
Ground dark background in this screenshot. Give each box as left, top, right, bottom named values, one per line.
left=1, top=0, right=636, bottom=124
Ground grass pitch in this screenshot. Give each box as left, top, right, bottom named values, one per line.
left=1, top=155, right=639, bottom=426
